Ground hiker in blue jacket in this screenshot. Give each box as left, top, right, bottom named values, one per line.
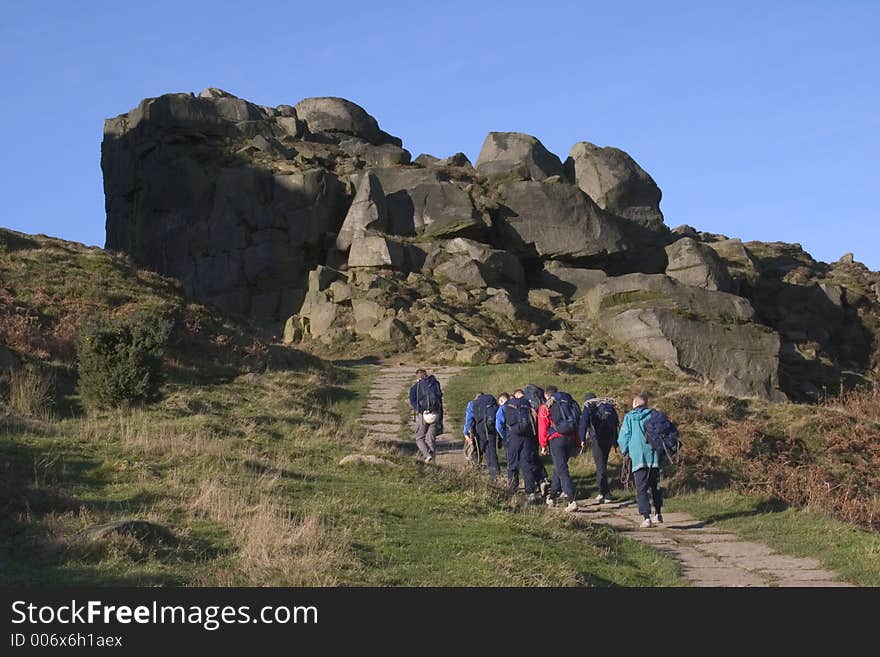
left=496, top=391, right=540, bottom=504
left=617, top=392, right=663, bottom=527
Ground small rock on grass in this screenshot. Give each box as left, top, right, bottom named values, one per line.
left=339, top=454, right=396, bottom=467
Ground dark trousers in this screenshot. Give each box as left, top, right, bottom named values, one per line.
left=548, top=436, right=576, bottom=500
left=505, top=433, right=536, bottom=494
left=478, top=429, right=500, bottom=478
left=633, top=467, right=662, bottom=518
left=591, top=439, right=613, bottom=497
left=532, top=442, right=549, bottom=484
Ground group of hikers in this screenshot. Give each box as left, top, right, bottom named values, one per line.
left=408, top=368, right=681, bottom=528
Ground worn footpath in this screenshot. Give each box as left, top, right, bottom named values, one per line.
left=356, top=365, right=853, bottom=587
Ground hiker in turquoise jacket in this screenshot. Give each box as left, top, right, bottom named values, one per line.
left=617, top=393, right=663, bottom=527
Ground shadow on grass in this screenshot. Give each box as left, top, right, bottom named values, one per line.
left=0, top=434, right=217, bottom=585
left=697, top=497, right=790, bottom=525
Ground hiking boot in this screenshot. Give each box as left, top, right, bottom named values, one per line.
left=652, top=513, right=664, bottom=524
left=539, top=481, right=551, bottom=497
left=594, top=493, right=604, bottom=503
left=424, top=454, right=434, bottom=463
left=639, top=517, right=653, bottom=528
left=545, top=496, right=555, bottom=507
left=565, top=501, right=578, bottom=513
left=602, top=494, right=614, bottom=503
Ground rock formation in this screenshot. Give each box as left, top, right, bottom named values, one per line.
left=102, top=89, right=880, bottom=401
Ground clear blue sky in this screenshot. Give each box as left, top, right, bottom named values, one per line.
left=1, top=1, right=877, bottom=269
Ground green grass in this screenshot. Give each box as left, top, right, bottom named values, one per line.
left=665, top=490, right=880, bottom=586
left=0, top=358, right=686, bottom=587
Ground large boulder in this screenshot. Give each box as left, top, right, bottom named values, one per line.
left=665, top=237, right=734, bottom=292
left=608, top=306, right=783, bottom=400
left=705, top=238, right=761, bottom=290
left=293, top=97, right=401, bottom=146
left=476, top=132, right=563, bottom=181
left=579, top=273, right=784, bottom=400
left=338, top=138, right=411, bottom=167
left=197, top=88, right=268, bottom=122
left=495, top=180, right=629, bottom=261
left=434, top=256, right=488, bottom=289
left=336, top=173, right=388, bottom=251
left=535, top=263, right=607, bottom=299
left=348, top=233, right=404, bottom=268
left=103, top=89, right=349, bottom=322
left=369, top=168, right=485, bottom=238
left=564, top=142, right=664, bottom=231
left=443, top=238, right=525, bottom=289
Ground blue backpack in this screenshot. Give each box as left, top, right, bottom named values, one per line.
left=549, top=391, right=580, bottom=436
left=643, top=410, right=682, bottom=462
left=590, top=402, right=619, bottom=442
left=472, top=393, right=499, bottom=437
left=417, top=375, right=442, bottom=412
left=504, top=397, right=535, bottom=437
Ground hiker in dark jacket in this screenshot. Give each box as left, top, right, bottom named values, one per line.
left=579, top=392, right=618, bottom=504
left=538, top=385, right=580, bottom=512
left=467, top=392, right=500, bottom=479
left=496, top=391, right=539, bottom=503
left=617, top=392, right=662, bottom=528
left=409, top=368, right=443, bottom=464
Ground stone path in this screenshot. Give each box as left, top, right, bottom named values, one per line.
left=569, top=498, right=853, bottom=587
left=357, top=364, right=853, bottom=587
left=358, top=364, right=466, bottom=468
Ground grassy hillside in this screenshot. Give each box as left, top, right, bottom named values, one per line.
left=440, top=359, right=880, bottom=584
left=0, top=229, right=684, bottom=586
left=3, top=227, right=878, bottom=586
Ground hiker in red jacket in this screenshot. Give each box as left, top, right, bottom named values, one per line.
left=537, top=385, right=581, bottom=513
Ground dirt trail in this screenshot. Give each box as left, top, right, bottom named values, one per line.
left=356, top=364, right=853, bottom=587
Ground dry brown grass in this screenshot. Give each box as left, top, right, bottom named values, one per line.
left=664, top=385, right=880, bottom=530
left=190, top=475, right=359, bottom=586
left=77, top=410, right=227, bottom=459
left=7, top=365, right=55, bottom=419
left=823, top=384, right=880, bottom=423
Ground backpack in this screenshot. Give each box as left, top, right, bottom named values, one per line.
left=643, top=410, right=682, bottom=462
left=590, top=401, right=619, bottom=442
left=522, top=384, right=545, bottom=412
left=504, top=397, right=535, bottom=437
left=417, top=375, right=442, bottom=412
left=548, top=391, right=580, bottom=436
left=472, top=393, right=498, bottom=438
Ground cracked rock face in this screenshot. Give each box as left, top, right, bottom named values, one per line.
left=665, top=237, right=734, bottom=292
left=100, top=89, right=879, bottom=402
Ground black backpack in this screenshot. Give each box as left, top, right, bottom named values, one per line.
left=590, top=401, right=619, bottom=442
left=549, top=391, right=580, bottom=436
left=643, top=410, right=682, bottom=462
left=417, top=375, right=442, bottom=412
left=522, top=384, right=545, bottom=412
left=504, top=397, right=535, bottom=437
left=472, top=393, right=498, bottom=437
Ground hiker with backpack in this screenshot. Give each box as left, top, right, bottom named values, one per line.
left=409, top=368, right=443, bottom=464
left=579, top=392, right=619, bottom=504
left=522, top=384, right=552, bottom=497
left=538, top=385, right=581, bottom=512
left=496, top=390, right=540, bottom=504
left=462, top=393, right=481, bottom=466
left=617, top=392, right=666, bottom=528
left=466, top=392, right=500, bottom=479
